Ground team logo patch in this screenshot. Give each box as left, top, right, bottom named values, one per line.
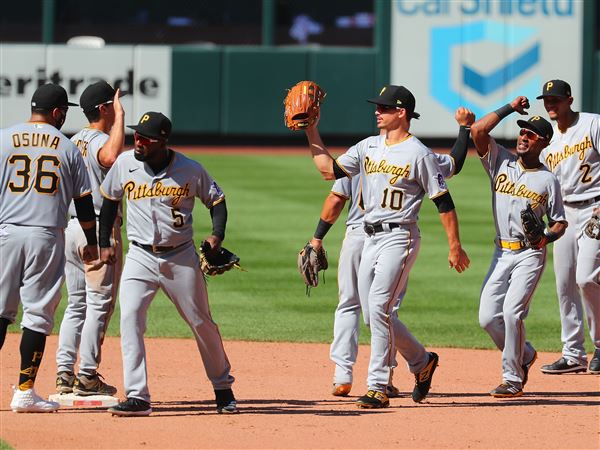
left=436, top=173, right=447, bottom=190
left=211, top=181, right=224, bottom=197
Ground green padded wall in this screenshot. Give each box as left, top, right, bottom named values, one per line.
left=171, top=46, right=222, bottom=133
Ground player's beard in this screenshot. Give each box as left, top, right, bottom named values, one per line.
left=55, top=110, right=67, bottom=130
left=134, top=149, right=147, bottom=161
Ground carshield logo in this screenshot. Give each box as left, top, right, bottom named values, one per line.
left=431, top=21, right=540, bottom=117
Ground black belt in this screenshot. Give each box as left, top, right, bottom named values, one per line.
left=364, top=223, right=401, bottom=236
left=564, top=195, right=600, bottom=207
left=132, top=240, right=188, bottom=254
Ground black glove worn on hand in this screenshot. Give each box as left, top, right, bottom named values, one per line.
left=521, top=203, right=546, bottom=248
left=199, top=241, right=240, bottom=276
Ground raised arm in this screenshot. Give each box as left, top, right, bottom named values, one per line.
left=471, top=96, right=530, bottom=157
left=449, top=107, right=475, bottom=175
left=305, top=125, right=337, bottom=180
left=97, top=89, right=125, bottom=168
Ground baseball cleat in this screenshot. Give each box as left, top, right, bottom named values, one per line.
left=56, top=371, right=75, bottom=394
left=490, top=383, right=523, bottom=398
left=522, top=351, right=538, bottom=387
left=385, top=384, right=401, bottom=398
left=215, top=388, right=238, bottom=414
left=356, top=390, right=389, bottom=409
left=74, top=373, right=117, bottom=396
left=540, top=357, right=587, bottom=374
left=108, top=398, right=152, bottom=417
left=412, top=352, right=439, bottom=403
left=332, top=383, right=352, bottom=397
left=11, top=387, right=60, bottom=413
left=588, top=349, right=600, bottom=374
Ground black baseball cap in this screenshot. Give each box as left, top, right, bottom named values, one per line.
left=517, top=115, right=554, bottom=140
left=127, top=112, right=172, bottom=139
left=536, top=79, right=572, bottom=99
left=367, top=85, right=420, bottom=119
left=31, top=83, right=78, bottom=109
left=80, top=80, right=127, bottom=113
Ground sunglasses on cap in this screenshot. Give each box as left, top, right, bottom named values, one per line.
left=519, top=128, right=542, bottom=141
left=134, top=132, right=159, bottom=144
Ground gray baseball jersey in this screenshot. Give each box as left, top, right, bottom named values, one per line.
left=57, top=127, right=122, bottom=381
left=329, top=151, right=454, bottom=387
left=479, top=138, right=565, bottom=388
left=540, top=112, right=600, bottom=364
left=100, top=149, right=234, bottom=402
left=334, top=134, right=449, bottom=393
left=0, top=121, right=91, bottom=335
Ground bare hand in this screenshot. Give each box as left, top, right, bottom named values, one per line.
left=100, top=246, right=116, bottom=265
left=82, top=245, right=99, bottom=263
left=448, top=246, right=470, bottom=273
left=113, top=89, right=124, bottom=116
left=510, top=96, right=530, bottom=115
left=455, top=107, right=475, bottom=127
left=309, top=238, right=323, bottom=251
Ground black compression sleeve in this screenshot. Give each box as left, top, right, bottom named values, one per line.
left=332, top=160, right=348, bottom=179
left=210, top=200, right=228, bottom=241
left=98, top=198, right=119, bottom=247
left=314, top=219, right=334, bottom=240
left=494, top=103, right=515, bottom=120
left=73, top=194, right=96, bottom=222
left=432, top=192, right=455, bottom=213
left=449, top=126, right=471, bottom=175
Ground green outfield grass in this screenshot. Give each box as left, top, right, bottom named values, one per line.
left=7, top=152, right=592, bottom=352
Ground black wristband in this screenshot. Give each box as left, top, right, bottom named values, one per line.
left=314, top=219, right=333, bottom=240
left=82, top=226, right=98, bottom=246
left=494, top=103, right=515, bottom=120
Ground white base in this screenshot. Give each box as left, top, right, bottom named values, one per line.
left=49, top=393, right=119, bottom=407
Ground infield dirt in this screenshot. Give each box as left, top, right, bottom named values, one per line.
left=1, top=334, right=598, bottom=449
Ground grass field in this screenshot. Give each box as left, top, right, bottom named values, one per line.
left=7, top=151, right=593, bottom=352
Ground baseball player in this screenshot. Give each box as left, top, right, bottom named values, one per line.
left=55, top=81, right=126, bottom=396
left=470, top=96, right=567, bottom=397
left=310, top=108, right=475, bottom=398
left=304, top=85, right=471, bottom=408
left=98, top=112, right=236, bottom=417
left=536, top=80, right=600, bottom=375
left=0, top=83, right=97, bottom=412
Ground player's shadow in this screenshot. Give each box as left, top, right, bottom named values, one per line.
left=148, top=398, right=393, bottom=416
left=407, top=391, right=600, bottom=408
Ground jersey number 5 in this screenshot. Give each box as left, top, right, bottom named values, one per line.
left=381, top=188, right=404, bottom=211
left=171, top=208, right=184, bottom=228
left=7, top=154, right=60, bottom=194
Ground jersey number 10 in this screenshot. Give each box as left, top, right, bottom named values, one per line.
left=381, top=188, right=404, bottom=211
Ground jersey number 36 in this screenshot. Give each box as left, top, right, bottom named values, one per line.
left=7, top=154, right=60, bottom=195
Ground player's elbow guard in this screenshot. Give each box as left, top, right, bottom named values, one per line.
left=433, top=192, right=455, bottom=213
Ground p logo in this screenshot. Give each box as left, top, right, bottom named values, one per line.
left=140, top=114, right=150, bottom=124
left=380, top=87, right=386, bottom=95
left=531, top=116, right=541, bottom=121
left=545, top=81, right=553, bottom=92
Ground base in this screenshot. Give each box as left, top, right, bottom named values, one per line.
left=49, top=393, right=119, bottom=407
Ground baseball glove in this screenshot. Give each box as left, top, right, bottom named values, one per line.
left=283, top=80, right=326, bottom=131
left=521, top=203, right=547, bottom=248
left=297, top=242, right=328, bottom=289
left=199, top=242, right=241, bottom=276
left=584, top=208, right=600, bottom=240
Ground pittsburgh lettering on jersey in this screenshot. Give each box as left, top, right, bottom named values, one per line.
left=494, top=173, right=548, bottom=208
left=545, top=135, right=593, bottom=171
left=364, top=156, right=411, bottom=185
left=123, top=181, right=190, bottom=206
left=74, top=139, right=89, bottom=157
left=11, top=132, right=59, bottom=150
